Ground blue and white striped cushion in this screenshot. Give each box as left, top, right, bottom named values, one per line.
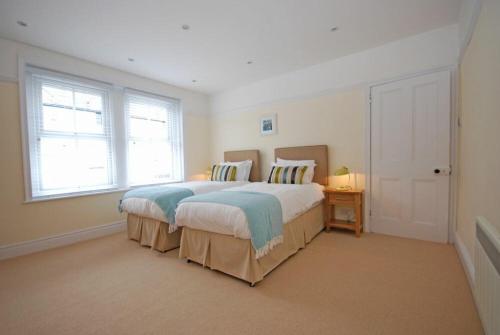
left=211, top=164, right=238, bottom=181
left=267, top=165, right=308, bottom=184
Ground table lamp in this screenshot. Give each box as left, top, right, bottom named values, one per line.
left=205, top=166, right=212, bottom=180
left=334, top=166, right=351, bottom=191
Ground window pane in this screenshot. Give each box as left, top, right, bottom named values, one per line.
left=75, top=91, right=103, bottom=111
left=42, top=85, right=73, bottom=107
left=75, top=110, right=104, bottom=134
left=129, top=117, right=151, bottom=138
left=149, top=120, right=168, bottom=139
left=127, top=140, right=147, bottom=185
left=151, top=141, right=172, bottom=180
left=39, top=136, right=111, bottom=191
left=128, top=101, right=151, bottom=119
left=128, top=140, right=172, bottom=185
left=76, top=138, right=110, bottom=187
left=39, top=137, right=78, bottom=190
left=125, top=92, right=181, bottom=186
left=149, top=104, right=168, bottom=122
left=128, top=117, right=167, bottom=139
left=42, top=105, right=75, bottom=132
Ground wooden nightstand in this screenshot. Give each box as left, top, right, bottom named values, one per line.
left=324, top=188, right=364, bottom=237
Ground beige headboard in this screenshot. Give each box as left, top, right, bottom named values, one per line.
left=224, top=150, right=261, bottom=182
left=274, top=145, right=329, bottom=185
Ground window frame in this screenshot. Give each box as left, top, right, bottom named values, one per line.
left=20, top=64, right=185, bottom=202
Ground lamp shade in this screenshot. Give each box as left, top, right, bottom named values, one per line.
left=334, top=166, right=350, bottom=176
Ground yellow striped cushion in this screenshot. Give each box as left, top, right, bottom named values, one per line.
left=267, top=165, right=308, bottom=184
left=211, top=164, right=238, bottom=182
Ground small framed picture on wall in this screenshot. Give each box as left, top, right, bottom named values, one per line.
left=260, top=114, right=277, bottom=135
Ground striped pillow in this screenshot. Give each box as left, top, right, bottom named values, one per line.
left=267, top=165, right=308, bottom=184
left=211, top=164, right=238, bottom=182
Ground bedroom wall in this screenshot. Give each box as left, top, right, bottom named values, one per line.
left=0, top=22, right=463, bottom=247
left=209, top=89, right=365, bottom=188
left=458, top=0, right=483, bottom=59
left=211, top=25, right=458, bottom=114
left=0, top=38, right=211, bottom=246
left=456, top=0, right=500, bottom=256
left=209, top=25, right=460, bottom=188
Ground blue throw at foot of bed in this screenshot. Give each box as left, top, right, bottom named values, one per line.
left=179, top=191, right=283, bottom=258
left=120, top=185, right=194, bottom=225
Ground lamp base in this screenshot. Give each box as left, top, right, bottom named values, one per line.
left=335, top=185, right=352, bottom=191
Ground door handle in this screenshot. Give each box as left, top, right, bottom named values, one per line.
left=433, top=167, right=451, bottom=176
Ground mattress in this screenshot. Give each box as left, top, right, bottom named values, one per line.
left=175, top=182, right=325, bottom=239
left=120, top=180, right=248, bottom=222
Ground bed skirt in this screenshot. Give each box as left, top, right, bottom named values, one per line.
left=178, top=203, right=324, bottom=285
left=127, top=214, right=181, bottom=252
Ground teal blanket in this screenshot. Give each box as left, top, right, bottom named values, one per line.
left=120, top=185, right=194, bottom=224
left=180, top=191, right=283, bottom=258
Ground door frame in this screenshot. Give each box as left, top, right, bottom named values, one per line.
left=363, top=65, right=459, bottom=243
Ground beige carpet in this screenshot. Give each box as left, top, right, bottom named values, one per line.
left=0, top=231, right=483, bottom=335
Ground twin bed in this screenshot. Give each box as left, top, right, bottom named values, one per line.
left=120, top=145, right=328, bottom=286
left=121, top=150, right=261, bottom=252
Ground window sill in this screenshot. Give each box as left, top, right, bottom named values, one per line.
left=24, top=180, right=183, bottom=204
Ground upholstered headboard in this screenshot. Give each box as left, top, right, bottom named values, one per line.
left=274, top=145, right=329, bottom=185
left=224, top=150, right=261, bottom=182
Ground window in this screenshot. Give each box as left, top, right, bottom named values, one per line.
left=23, top=66, right=184, bottom=201
left=25, top=67, right=115, bottom=198
left=125, top=91, right=183, bottom=185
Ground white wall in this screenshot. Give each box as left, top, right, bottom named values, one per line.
left=0, top=38, right=208, bottom=115
left=209, top=23, right=461, bottom=230
left=0, top=19, right=464, bottom=246
left=210, top=89, right=366, bottom=188
left=209, top=24, right=460, bottom=182
left=457, top=0, right=500, bottom=257
left=211, top=24, right=459, bottom=114
left=458, top=0, right=483, bottom=60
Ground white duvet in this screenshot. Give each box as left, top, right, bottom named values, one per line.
left=175, top=182, right=325, bottom=239
left=120, top=181, right=248, bottom=222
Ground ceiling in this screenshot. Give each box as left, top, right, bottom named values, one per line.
left=0, top=0, right=461, bottom=94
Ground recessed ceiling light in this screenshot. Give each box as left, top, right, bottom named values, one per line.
left=17, top=20, right=28, bottom=27
left=192, top=80, right=197, bottom=83
left=182, top=24, right=190, bottom=30
left=247, top=61, right=253, bottom=65
left=330, top=26, right=339, bottom=32
left=128, top=57, right=135, bottom=62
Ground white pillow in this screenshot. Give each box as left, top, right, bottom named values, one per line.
left=220, top=160, right=253, bottom=181
left=276, top=158, right=316, bottom=184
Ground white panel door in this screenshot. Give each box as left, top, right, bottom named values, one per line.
left=370, top=71, right=450, bottom=242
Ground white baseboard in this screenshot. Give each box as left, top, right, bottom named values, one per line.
left=0, top=220, right=126, bottom=260
left=454, top=231, right=475, bottom=287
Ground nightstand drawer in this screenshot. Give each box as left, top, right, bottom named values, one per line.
left=328, top=192, right=355, bottom=204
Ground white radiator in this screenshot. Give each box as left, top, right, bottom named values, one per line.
left=474, top=216, right=500, bottom=335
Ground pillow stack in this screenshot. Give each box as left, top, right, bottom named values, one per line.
left=219, top=160, right=253, bottom=181
left=210, top=160, right=253, bottom=182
